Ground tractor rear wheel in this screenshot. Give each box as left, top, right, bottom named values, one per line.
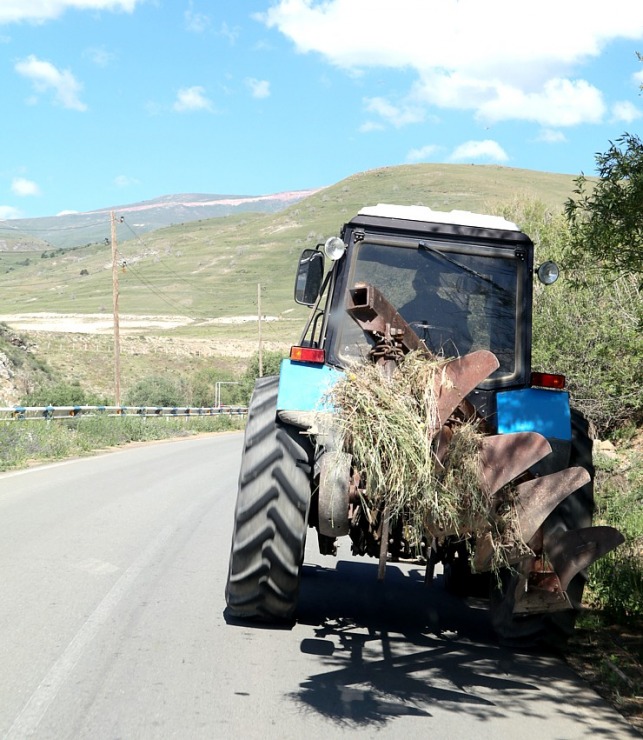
left=225, top=376, right=313, bottom=622
left=489, top=409, right=595, bottom=646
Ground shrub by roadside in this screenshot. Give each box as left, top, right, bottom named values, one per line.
left=563, top=437, right=643, bottom=734
left=585, top=439, right=643, bottom=621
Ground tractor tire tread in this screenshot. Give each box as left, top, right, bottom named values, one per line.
left=225, top=375, right=312, bottom=623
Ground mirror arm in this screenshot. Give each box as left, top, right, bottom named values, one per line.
left=297, top=268, right=333, bottom=346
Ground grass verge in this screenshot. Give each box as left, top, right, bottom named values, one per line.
left=565, top=612, right=643, bottom=734
left=562, top=439, right=643, bottom=734
left=0, top=415, right=245, bottom=471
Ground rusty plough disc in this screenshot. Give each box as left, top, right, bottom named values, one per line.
left=346, top=281, right=624, bottom=635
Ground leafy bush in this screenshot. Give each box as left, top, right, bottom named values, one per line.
left=532, top=272, right=642, bottom=435
left=239, top=350, right=287, bottom=404
left=22, top=381, right=108, bottom=407
left=502, top=198, right=643, bottom=436
left=190, top=367, right=245, bottom=408
left=585, top=451, right=643, bottom=620
left=124, top=374, right=189, bottom=407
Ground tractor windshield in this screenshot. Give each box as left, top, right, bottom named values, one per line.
left=336, top=240, right=520, bottom=379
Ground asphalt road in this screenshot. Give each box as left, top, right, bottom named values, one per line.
left=0, top=433, right=638, bottom=739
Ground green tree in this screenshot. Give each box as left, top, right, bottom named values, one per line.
left=564, top=132, right=643, bottom=282
left=22, top=381, right=107, bottom=407
left=239, top=350, right=287, bottom=404
left=124, top=374, right=188, bottom=407
left=502, top=198, right=643, bottom=435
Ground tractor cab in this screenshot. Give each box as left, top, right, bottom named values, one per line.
left=296, top=204, right=535, bottom=389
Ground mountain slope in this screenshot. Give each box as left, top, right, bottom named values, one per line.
left=0, top=163, right=580, bottom=322
left=0, top=189, right=319, bottom=251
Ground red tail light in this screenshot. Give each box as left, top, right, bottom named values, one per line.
left=290, top=346, right=326, bottom=364
left=531, top=371, right=566, bottom=390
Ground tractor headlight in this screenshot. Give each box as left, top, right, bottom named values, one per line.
left=536, top=260, right=559, bottom=285
left=323, top=236, right=346, bottom=261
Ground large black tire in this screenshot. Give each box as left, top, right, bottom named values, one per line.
left=225, top=376, right=313, bottom=622
left=490, top=409, right=595, bottom=646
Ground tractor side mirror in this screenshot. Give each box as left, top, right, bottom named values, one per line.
left=294, top=249, right=325, bottom=306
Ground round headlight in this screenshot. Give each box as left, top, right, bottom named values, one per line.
left=537, top=260, right=559, bottom=285
left=323, top=236, right=346, bottom=261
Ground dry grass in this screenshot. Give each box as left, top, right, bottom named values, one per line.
left=331, top=351, right=529, bottom=570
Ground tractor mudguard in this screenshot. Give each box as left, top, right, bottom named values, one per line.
left=496, top=387, right=572, bottom=475
left=276, top=359, right=342, bottom=414
left=496, top=387, right=571, bottom=440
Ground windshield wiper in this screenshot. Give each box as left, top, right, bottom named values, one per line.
left=418, top=241, right=511, bottom=296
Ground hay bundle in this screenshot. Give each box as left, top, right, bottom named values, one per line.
left=331, top=350, right=529, bottom=568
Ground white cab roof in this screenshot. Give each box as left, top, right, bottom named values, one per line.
left=358, top=204, right=520, bottom=232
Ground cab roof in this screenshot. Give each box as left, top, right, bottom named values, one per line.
left=357, top=203, right=520, bottom=232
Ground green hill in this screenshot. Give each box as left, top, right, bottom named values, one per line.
left=0, top=163, right=579, bottom=321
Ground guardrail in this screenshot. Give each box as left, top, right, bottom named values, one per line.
left=0, top=405, right=248, bottom=421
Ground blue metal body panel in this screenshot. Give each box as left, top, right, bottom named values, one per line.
left=496, top=388, right=571, bottom=441
left=277, top=360, right=571, bottom=442
left=277, top=359, right=343, bottom=412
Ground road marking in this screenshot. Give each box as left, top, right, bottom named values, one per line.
left=74, top=558, right=120, bottom=575
left=6, top=521, right=179, bottom=738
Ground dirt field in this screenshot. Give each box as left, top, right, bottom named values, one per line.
left=0, top=312, right=293, bottom=359
left=0, top=312, right=297, bottom=405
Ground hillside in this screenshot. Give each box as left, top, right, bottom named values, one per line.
left=0, top=162, right=584, bottom=400
left=0, top=231, right=50, bottom=254
left=0, top=163, right=579, bottom=318
left=0, top=189, right=318, bottom=251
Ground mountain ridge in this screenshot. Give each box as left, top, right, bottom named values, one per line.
left=0, top=188, right=321, bottom=252
left=0, top=163, right=583, bottom=322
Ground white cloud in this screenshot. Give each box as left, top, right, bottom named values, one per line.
left=185, top=5, right=211, bottom=33
left=219, top=21, right=239, bottom=45
left=11, top=177, right=40, bottom=197
left=173, top=86, right=213, bottom=112
left=449, top=140, right=509, bottom=164
left=633, top=69, right=643, bottom=85
left=246, top=78, right=271, bottom=99
left=0, top=205, right=22, bottom=220
left=260, top=1, right=643, bottom=72
left=536, top=129, right=567, bottom=144
left=611, top=100, right=641, bottom=123
left=84, top=46, right=116, bottom=67
left=406, top=144, right=440, bottom=163
left=15, top=55, right=86, bottom=111
left=364, top=96, right=424, bottom=127
left=259, top=0, right=643, bottom=128
left=475, top=78, right=606, bottom=127
left=359, top=121, right=385, bottom=133
left=0, top=0, right=140, bottom=24
left=114, top=175, right=140, bottom=188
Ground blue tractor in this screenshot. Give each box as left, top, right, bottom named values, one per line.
left=225, top=204, right=622, bottom=644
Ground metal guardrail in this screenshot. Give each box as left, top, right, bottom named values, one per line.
left=0, top=405, right=248, bottom=421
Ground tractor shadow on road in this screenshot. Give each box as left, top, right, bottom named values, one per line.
left=289, top=558, right=629, bottom=735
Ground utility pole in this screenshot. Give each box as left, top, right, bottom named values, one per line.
left=257, top=282, right=263, bottom=378
left=111, top=211, right=121, bottom=406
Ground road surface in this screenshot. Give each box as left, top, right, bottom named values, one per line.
left=0, top=433, right=638, bottom=739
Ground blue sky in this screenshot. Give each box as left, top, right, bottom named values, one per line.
left=1, top=0, right=643, bottom=219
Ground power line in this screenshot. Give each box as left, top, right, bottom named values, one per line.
left=119, top=218, right=219, bottom=294
left=0, top=212, right=294, bottom=342
left=122, top=263, right=203, bottom=317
